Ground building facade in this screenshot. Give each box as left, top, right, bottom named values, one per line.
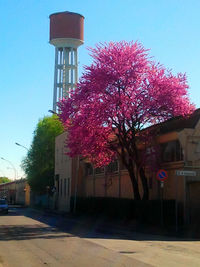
left=55, top=110, right=200, bottom=224
left=0, top=179, right=30, bottom=206
left=54, top=132, right=72, bottom=212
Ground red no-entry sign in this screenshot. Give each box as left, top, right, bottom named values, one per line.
left=156, top=169, right=168, bottom=181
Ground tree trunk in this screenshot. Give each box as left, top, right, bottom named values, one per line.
left=139, top=167, right=149, bottom=200
left=127, top=168, right=141, bottom=200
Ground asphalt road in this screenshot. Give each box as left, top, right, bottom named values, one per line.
left=0, top=208, right=150, bottom=267
left=0, top=208, right=200, bottom=267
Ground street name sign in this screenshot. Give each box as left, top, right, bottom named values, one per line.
left=176, top=170, right=196, bottom=176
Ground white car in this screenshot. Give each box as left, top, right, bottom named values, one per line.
left=0, top=199, right=8, bottom=214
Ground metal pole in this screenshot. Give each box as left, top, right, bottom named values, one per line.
left=161, top=181, right=164, bottom=227
left=118, top=161, right=121, bottom=198
left=105, top=167, right=107, bottom=197
left=53, top=47, right=58, bottom=112
left=93, top=166, right=96, bottom=197
left=15, top=143, right=28, bottom=151
left=176, top=175, right=178, bottom=232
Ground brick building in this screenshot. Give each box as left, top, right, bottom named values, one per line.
left=54, top=110, right=200, bottom=224
left=0, top=179, right=30, bottom=206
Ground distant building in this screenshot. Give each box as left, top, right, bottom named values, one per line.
left=0, top=179, right=30, bottom=206
left=54, top=132, right=72, bottom=212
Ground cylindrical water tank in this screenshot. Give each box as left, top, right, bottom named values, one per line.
left=49, top=11, right=84, bottom=43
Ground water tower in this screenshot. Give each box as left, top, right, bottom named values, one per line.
left=49, top=11, right=84, bottom=112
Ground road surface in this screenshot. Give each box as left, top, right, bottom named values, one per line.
left=0, top=208, right=200, bottom=266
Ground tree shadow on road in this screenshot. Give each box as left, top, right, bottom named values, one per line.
left=0, top=224, right=73, bottom=241
left=1, top=208, right=200, bottom=242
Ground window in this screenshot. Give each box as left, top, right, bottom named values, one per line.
left=95, top=167, right=105, bottom=175
left=161, top=140, right=183, bottom=162
left=85, top=163, right=93, bottom=176
left=86, top=161, right=119, bottom=175
left=106, top=160, right=119, bottom=173
left=120, top=154, right=128, bottom=170
left=55, top=174, right=59, bottom=180
left=120, top=162, right=127, bottom=170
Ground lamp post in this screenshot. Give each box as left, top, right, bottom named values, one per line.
left=48, top=110, right=58, bottom=116
left=15, top=142, right=29, bottom=151
left=1, top=157, right=17, bottom=181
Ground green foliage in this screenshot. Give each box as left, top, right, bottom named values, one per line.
left=22, top=115, right=63, bottom=193
left=0, top=177, right=11, bottom=184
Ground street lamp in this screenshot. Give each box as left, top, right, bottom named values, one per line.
left=1, top=157, right=17, bottom=180
left=15, top=142, right=29, bottom=151
left=48, top=110, right=58, bottom=115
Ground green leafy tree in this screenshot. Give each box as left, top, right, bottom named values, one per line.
left=22, top=115, right=63, bottom=193
left=0, top=177, right=11, bottom=184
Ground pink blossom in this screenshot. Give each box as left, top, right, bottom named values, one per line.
left=58, top=41, right=195, bottom=167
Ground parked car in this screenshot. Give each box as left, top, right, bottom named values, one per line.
left=0, top=199, right=8, bottom=214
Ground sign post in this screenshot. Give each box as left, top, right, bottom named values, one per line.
left=156, top=169, right=168, bottom=181
left=156, top=169, right=168, bottom=227
left=175, top=175, right=178, bottom=232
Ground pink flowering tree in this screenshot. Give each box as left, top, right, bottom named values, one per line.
left=58, top=41, right=194, bottom=200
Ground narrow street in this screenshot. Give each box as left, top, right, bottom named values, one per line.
left=0, top=208, right=150, bottom=267
left=0, top=208, right=200, bottom=267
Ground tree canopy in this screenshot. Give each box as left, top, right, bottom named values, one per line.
left=0, top=177, right=11, bottom=184
left=58, top=41, right=194, bottom=200
left=22, top=115, right=63, bottom=193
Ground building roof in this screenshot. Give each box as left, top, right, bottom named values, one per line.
left=158, top=109, right=200, bottom=134
left=49, top=11, right=84, bottom=19
left=0, top=178, right=27, bottom=188
left=0, top=181, right=16, bottom=188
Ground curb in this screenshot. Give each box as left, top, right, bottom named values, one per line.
left=24, top=207, right=199, bottom=240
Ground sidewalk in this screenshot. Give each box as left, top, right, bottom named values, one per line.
left=27, top=207, right=196, bottom=240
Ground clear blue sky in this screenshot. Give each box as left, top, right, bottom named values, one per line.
left=0, top=0, right=199, bottom=179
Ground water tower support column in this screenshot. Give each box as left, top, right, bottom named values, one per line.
left=50, top=11, right=84, bottom=112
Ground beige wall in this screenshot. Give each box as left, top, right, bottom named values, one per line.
left=82, top=120, right=200, bottom=209
left=188, top=182, right=200, bottom=224
left=55, top=132, right=72, bottom=212
left=24, top=182, right=30, bottom=206
left=0, top=182, right=16, bottom=203
left=0, top=179, right=30, bottom=206
left=55, top=117, right=200, bottom=223
left=15, top=179, right=30, bottom=206
left=178, top=123, right=200, bottom=223
left=83, top=162, right=185, bottom=201
left=15, top=179, right=26, bottom=205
